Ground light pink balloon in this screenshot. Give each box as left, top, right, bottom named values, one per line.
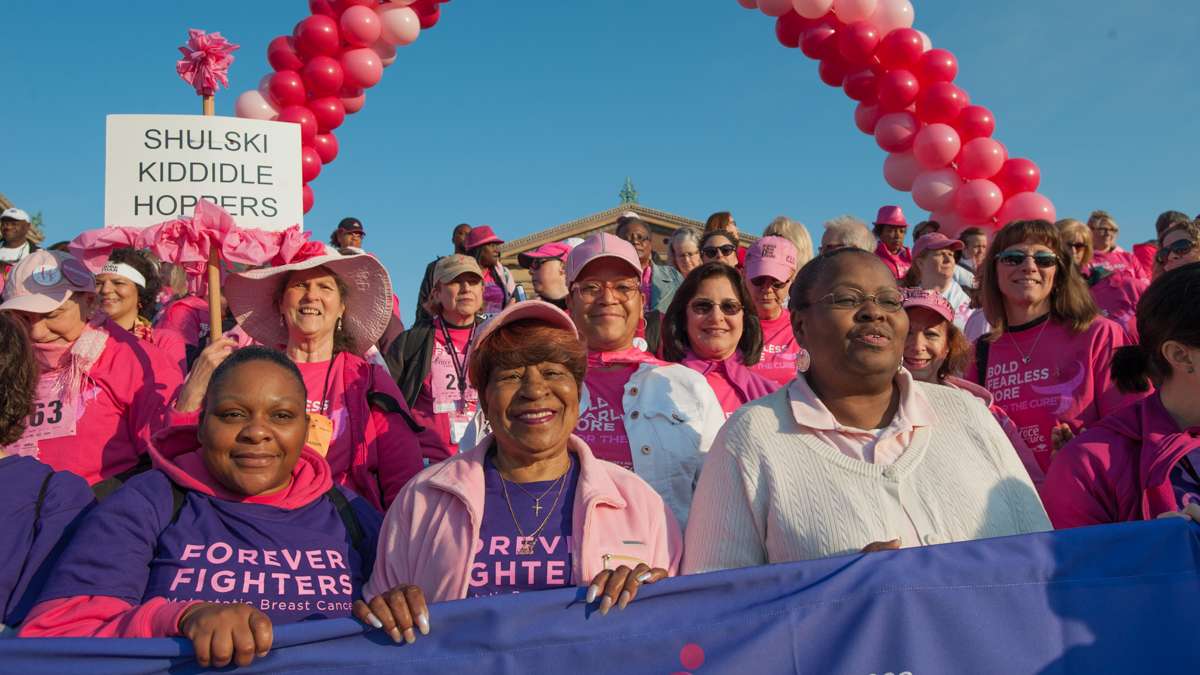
left=792, top=0, right=834, bottom=19
left=235, top=90, right=279, bottom=120
left=340, top=5, right=382, bottom=47
left=342, top=48, right=383, bottom=89
left=883, top=151, right=921, bottom=191
left=917, top=30, right=932, bottom=52
left=377, top=4, right=421, bottom=46
left=340, top=88, right=366, bottom=114
left=758, top=0, right=794, bottom=17
left=913, top=123, right=962, bottom=169
left=996, top=192, right=1057, bottom=226
left=874, top=111, right=920, bottom=152
left=737, top=0, right=758, bottom=8
left=954, top=179, right=1004, bottom=222
left=958, top=137, right=1007, bottom=180
left=929, top=209, right=966, bottom=239
left=868, top=0, right=915, bottom=34
left=832, top=0, right=877, bottom=23
left=912, top=168, right=960, bottom=212
left=372, top=40, right=397, bottom=67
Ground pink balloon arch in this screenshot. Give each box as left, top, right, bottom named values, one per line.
left=239, top=0, right=1055, bottom=234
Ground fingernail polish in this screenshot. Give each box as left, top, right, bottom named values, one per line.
left=586, top=586, right=598, bottom=603
left=389, top=627, right=403, bottom=643
left=599, top=596, right=613, bottom=616
left=404, top=628, right=416, bottom=645
left=618, top=590, right=631, bottom=610
left=417, top=613, right=430, bottom=635
left=367, top=612, right=383, bottom=629
left=636, top=571, right=651, bottom=583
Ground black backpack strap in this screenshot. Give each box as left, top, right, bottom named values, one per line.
left=324, top=487, right=367, bottom=556
left=33, top=471, right=54, bottom=522
left=91, top=453, right=155, bottom=502
left=168, top=481, right=188, bottom=524
left=367, top=391, right=426, bottom=435
left=975, top=335, right=991, bottom=384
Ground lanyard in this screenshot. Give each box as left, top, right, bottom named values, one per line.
left=318, top=353, right=339, bottom=416
left=438, top=318, right=474, bottom=400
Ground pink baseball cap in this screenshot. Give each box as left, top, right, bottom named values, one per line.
left=465, top=225, right=504, bottom=250
left=471, top=299, right=582, bottom=352
left=913, top=232, right=965, bottom=258
left=517, top=241, right=574, bottom=269
left=745, top=236, right=799, bottom=282
left=902, top=287, right=954, bottom=324
left=0, top=249, right=96, bottom=314
left=565, top=232, right=641, bottom=284
left=874, top=205, right=909, bottom=228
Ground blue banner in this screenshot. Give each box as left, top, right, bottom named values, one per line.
left=3, top=519, right=1198, bottom=674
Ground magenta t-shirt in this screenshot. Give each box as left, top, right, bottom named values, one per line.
left=295, top=358, right=350, bottom=462
left=752, top=312, right=802, bottom=387
left=467, top=454, right=578, bottom=598
left=577, top=366, right=636, bottom=470
left=412, top=324, right=478, bottom=459
left=1088, top=247, right=1144, bottom=279
left=970, top=315, right=1141, bottom=473
left=481, top=268, right=505, bottom=317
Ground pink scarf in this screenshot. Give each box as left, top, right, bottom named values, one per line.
left=681, top=350, right=780, bottom=403
left=35, top=317, right=110, bottom=406
left=587, top=347, right=666, bottom=369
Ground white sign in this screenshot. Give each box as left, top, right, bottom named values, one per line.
left=105, top=114, right=302, bottom=231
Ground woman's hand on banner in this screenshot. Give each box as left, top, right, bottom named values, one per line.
left=178, top=601, right=274, bottom=668
left=586, top=563, right=668, bottom=616
left=354, top=585, right=430, bottom=645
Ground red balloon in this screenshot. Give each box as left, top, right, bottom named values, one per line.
left=818, top=57, right=848, bottom=87
left=800, top=22, right=839, bottom=60
left=340, top=87, right=366, bottom=114
left=309, top=0, right=337, bottom=17
left=267, top=71, right=306, bottom=107
left=294, top=15, right=341, bottom=58
left=876, top=69, right=920, bottom=112
left=955, top=104, right=995, bottom=141
left=267, top=36, right=304, bottom=72
left=875, top=28, right=924, bottom=69
left=838, top=21, right=881, bottom=65
left=874, top=111, right=920, bottom=152
left=957, top=137, right=1007, bottom=180
left=955, top=179, right=1004, bottom=222
left=993, top=158, right=1041, bottom=197
left=335, top=0, right=376, bottom=9
left=309, top=96, right=346, bottom=132
left=775, top=11, right=811, bottom=49
left=412, top=0, right=440, bottom=29
left=854, top=102, right=882, bottom=135
left=302, top=184, right=314, bottom=214
left=301, top=146, right=323, bottom=183
left=996, top=192, right=1056, bottom=226
left=843, top=69, right=877, bottom=103
left=302, top=56, right=344, bottom=97
left=916, top=82, right=969, bottom=124
left=313, top=133, right=339, bottom=164
left=914, top=48, right=958, bottom=85
left=278, top=106, right=318, bottom=145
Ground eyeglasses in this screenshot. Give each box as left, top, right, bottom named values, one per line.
left=623, top=234, right=652, bottom=245
left=1090, top=227, right=1118, bottom=235
left=750, top=277, right=788, bottom=290
left=701, top=244, right=737, bottom=259
left=572, top=280, right=640, bottom=301
left=689, top=299, right=743, bottom=316
left=812, top=290, right=904, bottom=312
left=677, top=250, right=701, bottom=261
left=1068, top=242, right=1087, bottom=251
left=528, top=256, right=562, bottom=271
left=1156, top=238, right=1198, bottom=264
left=996, top=251, right=1059, bottom=268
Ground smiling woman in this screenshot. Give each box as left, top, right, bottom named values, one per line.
left=682, top=248, right=1049, bottom=572
left=359, top=301, right=681, bottom=645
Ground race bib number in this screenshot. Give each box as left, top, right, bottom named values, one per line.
left=431, top=343, right=477, bottom=413
left=306, top=413, right=335, bottom=458
left=9, top=375, right=79, bottom=456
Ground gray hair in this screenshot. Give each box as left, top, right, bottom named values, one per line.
left=762, top=216, right=814, bottom=268
left=821, top=215, right=875, bottom=252
left=668, top=227, right=702, bottom=258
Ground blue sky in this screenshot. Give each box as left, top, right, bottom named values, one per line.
left=3, top=1, right=1197, bottom=323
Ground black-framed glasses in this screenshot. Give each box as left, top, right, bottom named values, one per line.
left=701, top=244, right=737, bottom=259
left=1067, top=242, right=1087, bottom=251
left=689, top=299, right=743, bottom=316
left=996, top=251, right=1059, bottom=268
left=751, top=277, right=788, bottom=290
left=528, top=256, right=563, bottom=271
left=1156, top=238, right=1198, bottom=264
left=813, top=290, right=904, bottom=312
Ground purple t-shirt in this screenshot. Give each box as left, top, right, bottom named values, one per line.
left=36, top=471, right=381, bottom=624
left=0, top=455, right=93, bottom=626
left=467, top=453, right=578, bottom=599
left=1170, top=451, right=1200, bottom=511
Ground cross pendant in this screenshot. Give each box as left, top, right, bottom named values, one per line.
left=532, top=500, right=543, bottom=518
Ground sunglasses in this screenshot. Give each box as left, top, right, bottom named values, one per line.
left=1068, top=242, right=1087, bottom=251
left=996, top=251, right=1059, bottom=268
left=528, top=256, right=562, bottom=271
left=689, top=299, right=743, bottom=316
left=1156, top=238, right=1198, bottom=264
left=702, top=244, right=737, bottom=259
left=751, top=277, right=788, bottom=290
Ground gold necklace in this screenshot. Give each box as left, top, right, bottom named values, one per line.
left=498, top=462, right=570, bottom=555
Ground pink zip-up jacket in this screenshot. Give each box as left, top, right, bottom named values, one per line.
left=364, top=434, right=683, bottom=603
left=874, top=241, right=912, bottom=280
left=1043, top=392, right=1196, bottom=528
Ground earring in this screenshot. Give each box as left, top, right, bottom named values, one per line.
left=337, top=317, right=343, bottom=332
left=795, top=348, right=811, bottom=374
left=1188, top=366, right=1195, bottom=374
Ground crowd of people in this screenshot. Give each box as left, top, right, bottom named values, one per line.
left=1, top=202, right=1198, bottom=668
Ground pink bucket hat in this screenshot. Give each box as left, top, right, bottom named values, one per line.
left=517, top=241, right=574, bottom=269
left=565, top=233, right=641, bottom=284
left=745, top=236, right=799, bottom=282
left=873, top=205, right=909, bottom=228
left=0, top=249, right=96, bottom=314
left=471, top=300, right=582, bottom=353
left=224, top=253, right=392, bottom=355
left=902, top=287, right=954, bottom=324
left=913, top=232, right=965, bottom=258
left=465, top=225, right=504, bottom=250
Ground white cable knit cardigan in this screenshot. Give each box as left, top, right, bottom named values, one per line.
left=682, top=377, right=1051, bottom=573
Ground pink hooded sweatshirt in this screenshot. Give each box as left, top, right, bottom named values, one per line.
left=1043, top=392, right=1197, bottom=528
left=364, top=434, right=683, bottom=604
left=20, top=424, right=378, bottom=638
left=1088, top=270, right=1147, bottom=340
